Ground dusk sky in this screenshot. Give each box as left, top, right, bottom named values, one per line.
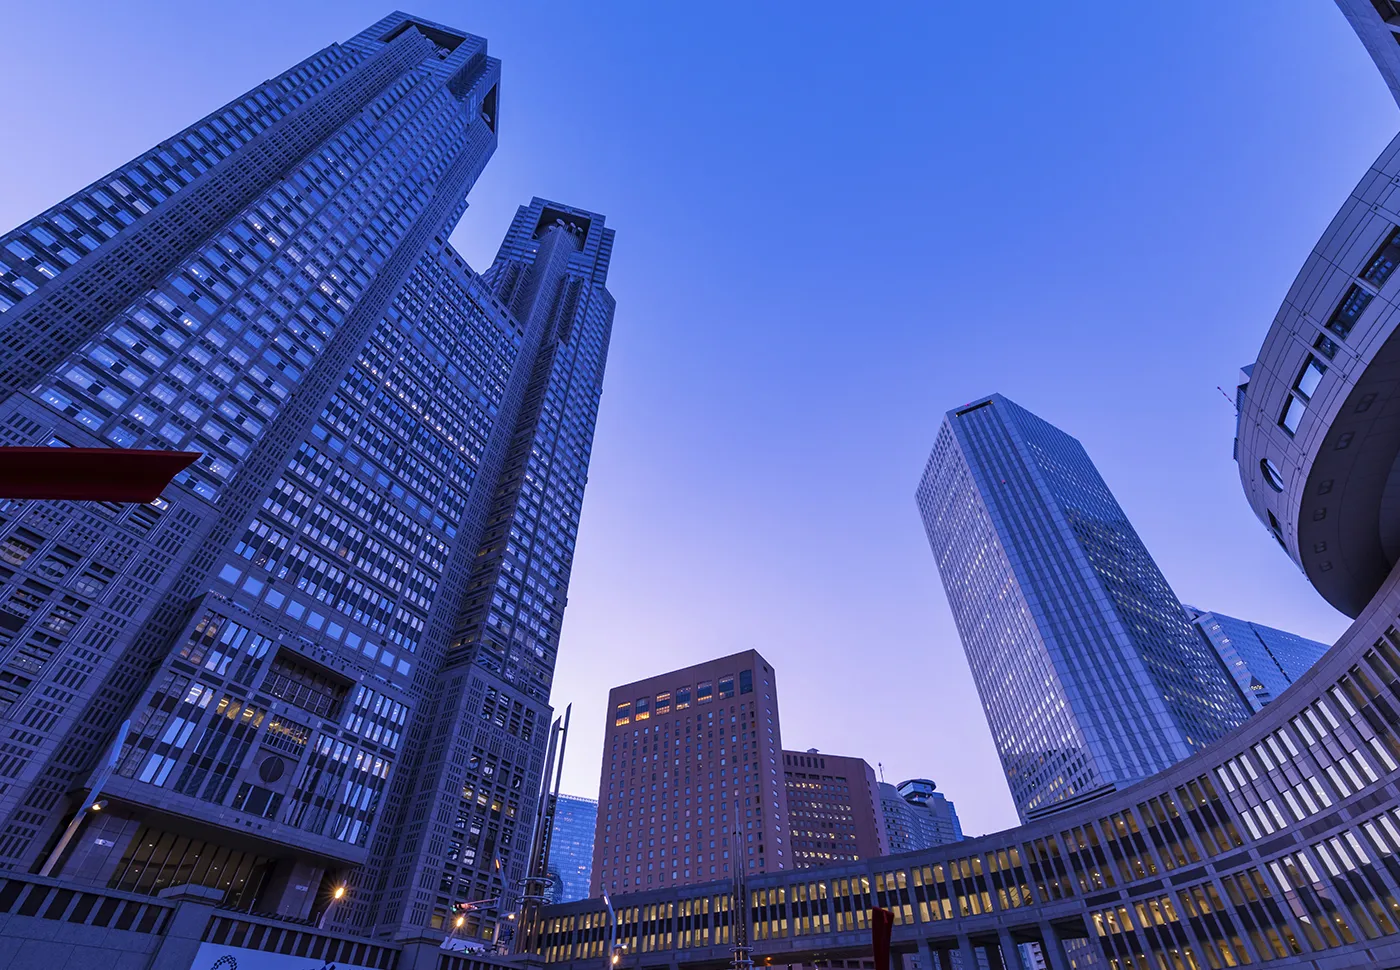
left=2, top=2, right=1394, bottom=836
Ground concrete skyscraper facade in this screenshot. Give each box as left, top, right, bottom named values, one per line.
left=591, top=651, right=789, bottom=895
left=1183, top=606, right=1331, bottom=713
left=917, top=395, right=1250, bottom=822
left=545, top=795, right=597, bottom=904
left=878, top=779, right=963, bottom=853
left=0, top=12, right=615, bottom=945
left=782, top=749, right=887, bottom=868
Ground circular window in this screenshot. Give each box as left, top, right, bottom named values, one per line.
left=1261, top=458, right=1285, bottom=492
left=258, top=755, right=286, bottom=783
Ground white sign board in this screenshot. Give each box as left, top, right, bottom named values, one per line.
left=190, top=941, right=380, bottom=970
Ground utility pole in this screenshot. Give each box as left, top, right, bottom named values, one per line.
left=730, top=792, right=751, bottom=970
left=730, top=866, right=751, bottom=970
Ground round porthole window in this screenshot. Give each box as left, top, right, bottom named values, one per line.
left=258, top=755, right=286, bottom=783
left=1261, top=458, right=1285, bottom=492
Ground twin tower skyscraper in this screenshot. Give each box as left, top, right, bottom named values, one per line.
left=0, top=13, right=610, bottom=943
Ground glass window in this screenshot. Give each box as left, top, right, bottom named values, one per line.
left=676, top=686, right=691, bottom=710
left=1327, top=284, right=1373, bottom=339
left=697, top=682, right=713, bottom=704
left=656, top=692, right=671, bottom=715
left=615, top=703, right=631, bottom=727
left=719, top=676, right=735, bottom=699
left=1280, top=395, right=1305, bottom=435
left=739, top=670, right=753, bottom=695
left=636, top=697, right=650, bottom=721
left=1361, top=226, right=1400, bottom=288
left=1261, top=459, right=1285, bottom=492
left=1295, top=357, right=1325, bottom=400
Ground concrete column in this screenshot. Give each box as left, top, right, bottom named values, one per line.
left=981, top=933, right=1005, bottom=970
left=918, top=939, right=939, bottom=970
left=255, top=858, right=322, bottom=920
left=995, top=928, right=1018, bottom=970
left=958, top=935, right=979, bottom=970
left=1036, top=922, right=1069, bottom=970
left=397, top=935, right=451, bottom=970
left=147, top=893, right=218, bottom=970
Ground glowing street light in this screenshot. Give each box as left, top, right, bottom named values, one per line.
left=319, top=884, right=348, bottom=928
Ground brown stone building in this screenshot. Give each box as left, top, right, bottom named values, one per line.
left=589, top=650, right=790, bottom=895
left=782, top=749, right=888, bottom=867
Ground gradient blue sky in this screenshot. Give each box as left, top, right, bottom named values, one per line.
left=2, top=2, right=1395, bottom=835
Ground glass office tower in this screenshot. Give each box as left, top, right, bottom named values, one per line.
left=1183, top=606, right=1331, bottom=712
left=917, top=394, right=1249, bottom=822
left=0, top=13, right=615, bottom=943
left=545, top=795, right=597, bottom=904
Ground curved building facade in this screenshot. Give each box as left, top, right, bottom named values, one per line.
left=879, top=781, right=963, bottom=854
left=523, top=19, right=1400, bottom=970
left=1333, top=1, right=1400, bottom=108
left=1236, top=131, right=1400, bottom=619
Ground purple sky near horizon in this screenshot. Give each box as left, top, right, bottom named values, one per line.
left=1, top=2, right=1395, bottom=836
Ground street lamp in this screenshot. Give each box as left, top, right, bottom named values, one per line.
left=318, top=885, right=347, bottom=929
left=39, top=720, right=130, bottom=877
left=603, top=890, right=622, bottom=967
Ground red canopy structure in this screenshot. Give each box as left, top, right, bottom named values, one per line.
left=0, top=447, right=200, bottom=503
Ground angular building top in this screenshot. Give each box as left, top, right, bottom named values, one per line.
left=1184, top=606, right=1331, bottom=713
left=917, top=394, right=1250, bottom=821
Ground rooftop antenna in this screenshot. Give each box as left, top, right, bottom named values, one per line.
left=878, top=761, right=886, bottom=783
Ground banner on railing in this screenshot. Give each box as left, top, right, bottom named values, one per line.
left=190, top=941, right=380, bottom=970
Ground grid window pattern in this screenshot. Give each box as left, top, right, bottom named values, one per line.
left=918, top=395, right=1251, bottom=821
left=592, top=653, right=786, bottom=899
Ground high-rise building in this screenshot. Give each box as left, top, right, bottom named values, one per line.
left=545, top=794, right=597, bottom=904
left=782, top=748, right=887, bottom=867
left=590, top=651, right=789, bottom=895
left=1182, top=606, right=1330, bottom=713
left=917, top=394, right=1250, bottom=822
left=370, top=196, right=613, bottom=941
left=0, top=12, right=615, bottom=944
left=878, top=779, right=963, bottom=853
